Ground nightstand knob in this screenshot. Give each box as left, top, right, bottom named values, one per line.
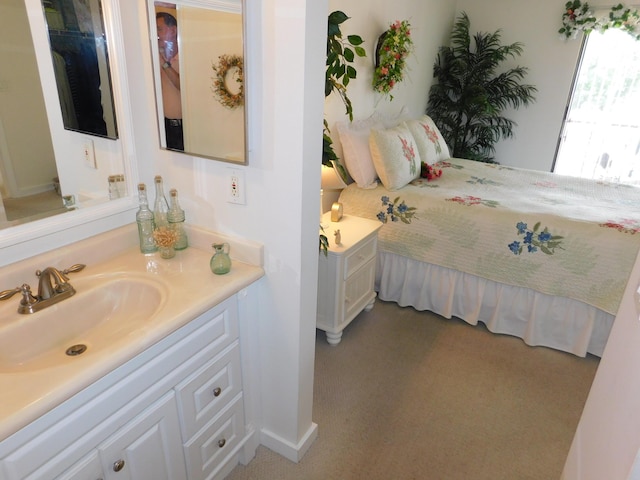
left=213, top=387, right=222, bottom=397
left=113, top=459, right=125, bottom=472
left=218, top=438, right=227, bottom=448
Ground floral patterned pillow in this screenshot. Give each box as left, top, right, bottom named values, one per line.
left=369, top=122, right=421, bottom=191
left=406, top=115, right=450, bottom=165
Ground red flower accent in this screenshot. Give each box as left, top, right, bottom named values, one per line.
left=420, top=163, right=443, bottom=180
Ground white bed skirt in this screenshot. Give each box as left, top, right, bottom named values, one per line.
left=375, top=251, right=614, bottom=357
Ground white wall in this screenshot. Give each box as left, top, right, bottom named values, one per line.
left=563, top=248, right=640, bottom=480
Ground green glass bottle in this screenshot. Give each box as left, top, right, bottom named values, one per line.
left=136, top=183, right=157, bottom=253
left=168, top=188, right=188, bottom=250
left=210, top=243, right=231, bottom=275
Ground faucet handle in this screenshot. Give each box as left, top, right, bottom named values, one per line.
left=0, top=284, right=38, bottom=310
left=62, top=264, right=86, bottom=275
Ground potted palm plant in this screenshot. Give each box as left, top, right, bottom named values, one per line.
left=427, top=12, right=537, bottom=163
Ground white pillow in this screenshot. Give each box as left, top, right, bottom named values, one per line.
left=335, top=114, right=382, bottom=189
left=369, top=122, right=421, bottom=191
left=405, top=115, right=450, bottom=165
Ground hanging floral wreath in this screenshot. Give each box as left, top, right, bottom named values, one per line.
left=559, top=1, right=640, bottom=40
left=211, top=54, right=244, bottom=109
left=372, top=20, right=413, bottom=100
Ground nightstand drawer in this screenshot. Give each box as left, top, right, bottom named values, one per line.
left=176, top=343, right=242, bottom=440
left=344, top=235, right=376, bottom=280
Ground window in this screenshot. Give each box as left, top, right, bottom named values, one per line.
left=553, top=29, right=640, bottom=184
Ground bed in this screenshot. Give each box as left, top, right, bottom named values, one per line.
left=334, top=114, right=640, bottom=357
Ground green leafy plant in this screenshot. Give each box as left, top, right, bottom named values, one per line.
left=372, top=20, right=414, bottom=100
left=319, top=225, right=329, bottom=256
left=559, top=0, right=599, bottom=39
left=559, top=1, right=640, bottom=40
left=426, top=12, right=537, bottom=163
left=323, top=11, right=366, bottom=167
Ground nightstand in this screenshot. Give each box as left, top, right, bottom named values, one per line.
left=317, top=212, right=382, bottom=345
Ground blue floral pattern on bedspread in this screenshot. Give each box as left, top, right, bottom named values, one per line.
left=508, top=222, right=564, bottom=255
left=338, top=157, right=640, bottom=314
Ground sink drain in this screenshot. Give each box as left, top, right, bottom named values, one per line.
left=66, top=344, right=87, bottom=356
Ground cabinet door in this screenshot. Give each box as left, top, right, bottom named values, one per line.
left=98, top=392, right=187, bottom=480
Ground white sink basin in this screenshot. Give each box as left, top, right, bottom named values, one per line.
left=0, top=274, right=168, bottom=373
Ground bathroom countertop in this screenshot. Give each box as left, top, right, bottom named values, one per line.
left=0, top=225, right=264, bottom=443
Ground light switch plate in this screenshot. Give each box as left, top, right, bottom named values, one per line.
left=83, top=139, right=97, bottom=169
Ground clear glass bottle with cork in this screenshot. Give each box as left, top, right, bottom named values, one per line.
left=136, top=183, right=157, bottom=253
left=168, top=188, right=188, bottom=250
left=153, top=175, right=169, bottom=227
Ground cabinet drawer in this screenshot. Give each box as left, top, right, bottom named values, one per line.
left=183, top=398, right=244, bottom=480
left=343, top=235, right=376, bottom=280
left=344, top=258, right=376, bottom=322
left=176, top=344, right=242, bottom=440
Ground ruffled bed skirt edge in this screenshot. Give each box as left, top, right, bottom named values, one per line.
left=375, top=251, right=613, bottom=357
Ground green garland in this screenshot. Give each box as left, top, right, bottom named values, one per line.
left=559, top=1, right=640, bottom=40
left=211, top=54, right=244, bottom=109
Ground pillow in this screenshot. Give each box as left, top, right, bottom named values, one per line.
left=405, top=115, right=450, bottom=164
left=335, top=114, right=382, bottom=189
left=369, top=122, right=421, bottom=191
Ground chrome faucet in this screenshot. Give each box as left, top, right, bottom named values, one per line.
left=0, top=264, right=86, bottom=314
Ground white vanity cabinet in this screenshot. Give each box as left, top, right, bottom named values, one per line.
left=0, top=293, right=256, bottom=480
left=55, top=391, right=184, bottom=480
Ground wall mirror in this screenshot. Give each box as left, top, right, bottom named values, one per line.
left=148, top=0, right=247, bottom=164
left=0, top=0, right=130, bottom=234
left=42, top=0, right=118, bottom=139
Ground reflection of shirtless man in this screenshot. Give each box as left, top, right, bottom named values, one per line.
left=156, top=12, right=183, bottom=150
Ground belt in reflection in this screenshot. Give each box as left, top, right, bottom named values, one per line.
left=166, top=118, right=182, bottom=126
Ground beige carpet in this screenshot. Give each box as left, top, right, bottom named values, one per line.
left=2, top=190, right=66, bottom=222
left=227, top=299, right=599, bottom=480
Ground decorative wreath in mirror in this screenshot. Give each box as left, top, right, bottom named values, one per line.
left=211, top=54, right=244, bottom=109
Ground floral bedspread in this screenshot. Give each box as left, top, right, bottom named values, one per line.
left=339, top=157, right=640, bottom=314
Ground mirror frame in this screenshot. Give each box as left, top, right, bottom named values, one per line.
left=0, top=0, right=139, bottom=258
left=147, top=0, right=248, bottom=165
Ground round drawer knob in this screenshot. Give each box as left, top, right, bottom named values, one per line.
left=213, top=387, right=222, bottom=397
left=113, top=459, right=125, bottom=472
left=218, top=438, right=226, bottom=448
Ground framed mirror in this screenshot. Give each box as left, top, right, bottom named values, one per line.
left=148, top=0, right=247, bottom=164
left=42, top=0, right=118, bottom=139
left=0, top=0, right=132, bottom=235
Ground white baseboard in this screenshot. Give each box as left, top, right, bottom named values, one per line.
left=259, top=422, right=318, bottom=463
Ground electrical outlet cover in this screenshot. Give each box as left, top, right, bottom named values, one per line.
left=227, top=168, right=246, bottom=204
